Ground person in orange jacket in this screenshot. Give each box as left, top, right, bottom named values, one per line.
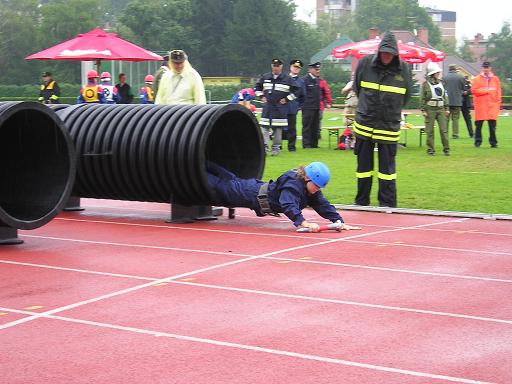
left=471, top=61, right=501, bottom=148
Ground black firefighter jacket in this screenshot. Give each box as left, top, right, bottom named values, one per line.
left=255, top=72, right=298, bottom=127
left=353, top=32, right=413, bottom=144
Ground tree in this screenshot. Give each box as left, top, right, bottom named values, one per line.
left=223, top=0, right=321, bottom=76
left=36, top=0, right=106, bottom=83
left=316, top=12, right=357, bottom=46
left=486, top=22, right=512, bottom=82
left=0, top=0, right=42, bottom=84
left=188, top=0, right=235, bottom=76
left=120, top=0, right=196, bottom=53
left=457, top=40, right=474, bottom=62
left=353, top=0, right=441, bottom=46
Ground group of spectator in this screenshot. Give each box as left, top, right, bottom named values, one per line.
left=253, top=58, right=332, bottom=156
left=420, top=61, right=502, bottom=155
left=38, top=36, right=502, bottom=212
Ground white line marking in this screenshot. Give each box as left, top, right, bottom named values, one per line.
left=52, top=217, right=324, bottom=239
left=262, top=257, right=512, bottom=284
left=169, top=280, right=512, bottom=325
left=1, top=219, right=469, bottom=332
left=0, top=307, right=496, bottom=384
left=345, top=239, right=512, bottom=256
left=3, top=256, right=512, bottom=322
left=0, top=227, right=407, bottom=331
left=20, top=235, right=253, bottom=258
left=0, top=260, right=156, bottom=281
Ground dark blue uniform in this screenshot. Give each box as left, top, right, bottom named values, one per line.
left=207, top=163, right=343, bottom=227
left=286, top=75, right=305, bottom=151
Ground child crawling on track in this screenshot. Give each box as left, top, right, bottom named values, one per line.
left=207, top=161, right=361, bottom=232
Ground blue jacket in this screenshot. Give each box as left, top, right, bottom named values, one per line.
left=287, top=75, right=305, bottom=114
left=207, top=163, right=343, bottom=227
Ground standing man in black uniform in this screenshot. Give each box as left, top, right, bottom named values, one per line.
left=352, top=32, right=412, bottom=207
left=461, top=75, right=474, bottom=138
left=286, top=59, right=305, bottom=152
left=255, top=58, right=298, bottom=156
left=38, top=71, right=60, bottom=104
left=301, top=62, right=322, bottom=148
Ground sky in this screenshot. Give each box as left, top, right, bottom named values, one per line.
left=293, top=0, right=511, bottom=43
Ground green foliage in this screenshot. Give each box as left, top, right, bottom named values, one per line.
left=487, top=22, right=512, bottom=81
left=458, top=40, right=475, bottom=62
left=316, top=13, right=357, bottom=47
left=222, top=0, right=322, bottom=76
left=353, top=0, right=441, bottom=46
left=119, top=0, right=196, bottom=53
left=0, top=0, right=42, bottom=84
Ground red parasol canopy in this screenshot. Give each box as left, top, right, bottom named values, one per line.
left=332, top=37, right=444, bottom=64
left=25, top=27, right=163, bottom=71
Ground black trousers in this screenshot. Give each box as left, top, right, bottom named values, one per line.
left=474, top=120, right=497, bottom=147
left=354, top=139, right=397, bottom=207
left=461, top=106, right=473, bottom=137
left=287, top=113, right=297, bottom=150
left=302, top=109, right=320, bottom=148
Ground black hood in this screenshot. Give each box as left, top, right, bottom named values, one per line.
left=378, top=32, right=399, bottom=55
left=374, top=32, right=400, bottom=69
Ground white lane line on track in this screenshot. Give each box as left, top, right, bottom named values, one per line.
left=52, top=217, right=335, bottom=239
left=5, top=258, right=510, bottom=324
left=4, top=254, right=512, bottom=285
left=22, top=232, right=512, bottom=258
left=0, top=307, right=495, bottom=384
left=65, top=204, right=512, bottom=237
left=0, top=260, right=157, bottom=281
left=1, top=219, right=467, bottom=332
left=0, top=225, right=416, bottom=331
left=53, top=215, right=512, bottom=240
left=169, top=280, right=512, bottom=325
left=19, top=235, right=253, bottom=258
left=345, top=239, right=512, bottom=256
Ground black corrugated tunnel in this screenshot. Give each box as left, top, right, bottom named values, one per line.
left=55, top=103, right=264, bottom=206
left=0, top=102, right=76, bottom=230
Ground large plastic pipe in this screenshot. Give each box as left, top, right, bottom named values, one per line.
left=55, top=103, right=264, bottom=206
left=0, top=102, right=76, bottom=233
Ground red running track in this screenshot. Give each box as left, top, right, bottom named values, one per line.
left=1, top=199, right=512, bottom=383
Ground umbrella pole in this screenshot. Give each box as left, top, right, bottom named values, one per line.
left=96, top=59, right=101, bottom=74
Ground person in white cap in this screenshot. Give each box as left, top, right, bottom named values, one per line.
left=420, top=62, right=450, bottom=156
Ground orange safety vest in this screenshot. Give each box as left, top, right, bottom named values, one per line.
left=81, top=85, right=101, bottom=103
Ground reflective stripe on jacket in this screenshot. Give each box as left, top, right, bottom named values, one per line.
left=353, top=34, right=412, bottom=144
left=255, top=72, right=298, bottom=127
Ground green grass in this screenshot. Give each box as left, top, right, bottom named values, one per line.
left=262, top=110, right=512, bottom=215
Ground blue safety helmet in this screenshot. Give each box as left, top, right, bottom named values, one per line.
left=304, top=162, right=330, bottom=188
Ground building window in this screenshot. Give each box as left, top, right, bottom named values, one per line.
left=412, top=63, right=423, bottom=72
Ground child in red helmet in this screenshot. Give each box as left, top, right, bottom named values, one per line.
left=139, top=74, right=155, bottom=104
left=77, top=70, right=106, bottom=104
left=99, top=71, right=120, bottom=104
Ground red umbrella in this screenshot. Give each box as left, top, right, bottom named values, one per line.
left=332, top=37, right=444, bottom=64
left=25, top=27, right=163, bottom=71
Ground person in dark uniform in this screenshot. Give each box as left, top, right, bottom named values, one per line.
left=286, top=59, right=305, bottom=152
left=115, top=73, right=134, bottom=104
left=255, top=58, right=298, bottom=156
left=38, top=71, right=60, bottom=104
left=206, top=161, right=360, bottom=232
left=461, top=75, right=474, bottom=138
left=302, top=62, right=322, bottom=148
left=352, top=31, right=412, bottom=208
